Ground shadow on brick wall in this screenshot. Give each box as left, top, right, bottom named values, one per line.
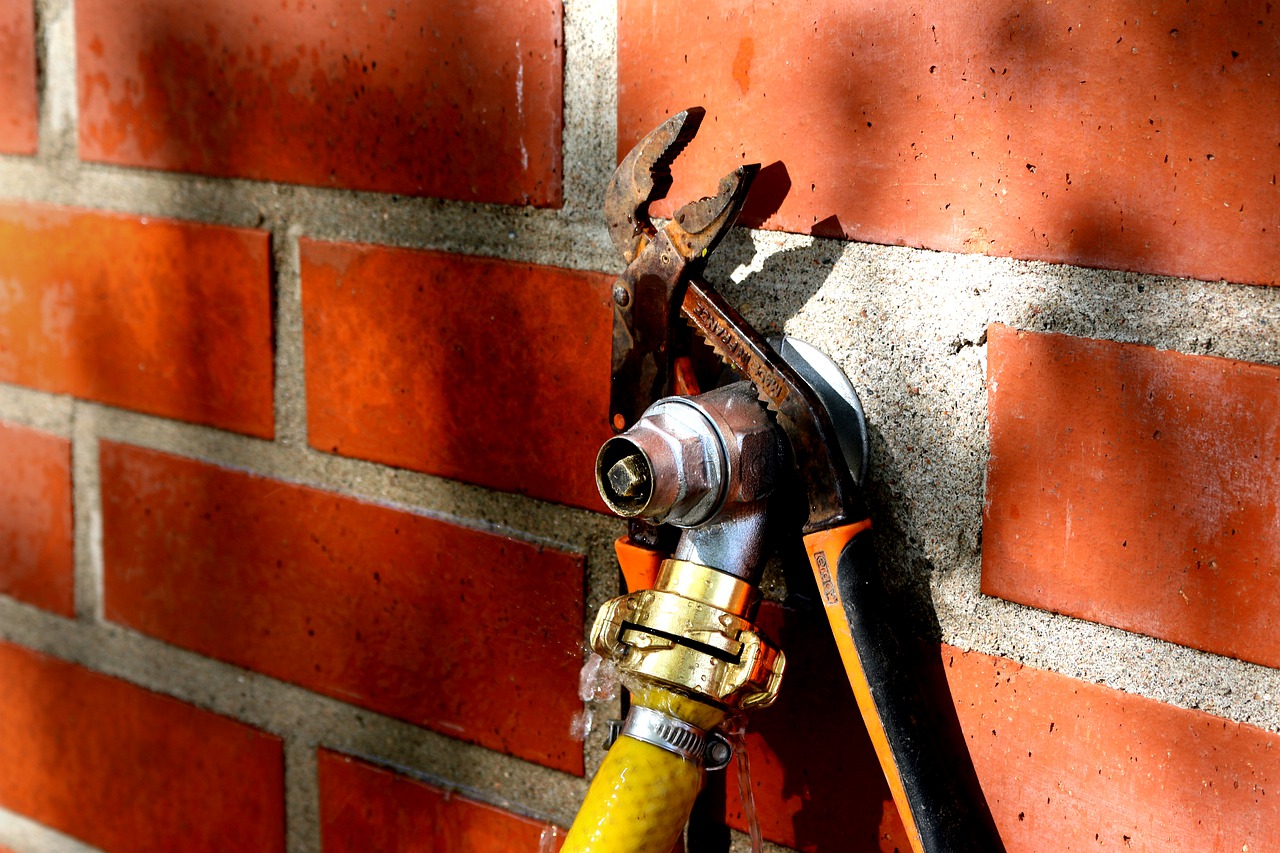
left=693, top=220, right=1004, bottom=849
left=78, top=0, right=563, bottom=204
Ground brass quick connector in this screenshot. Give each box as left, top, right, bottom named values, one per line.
left=590, top=558, right=785, bottom=711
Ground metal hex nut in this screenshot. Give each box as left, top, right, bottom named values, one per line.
left=596, top=399, right=726, bottom=526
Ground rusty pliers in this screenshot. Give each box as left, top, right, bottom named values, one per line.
left=601, top=107, right=999, bottom=853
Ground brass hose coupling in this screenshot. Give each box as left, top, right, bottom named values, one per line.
left=591, top=381, right=787, bottom=719
left=590, top=557, right=784, bottom=711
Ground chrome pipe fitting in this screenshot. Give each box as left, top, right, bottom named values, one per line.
left=595, top=381, right=781, bottom=530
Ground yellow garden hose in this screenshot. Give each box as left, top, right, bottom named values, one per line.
left=564, top=551, right=782, bottom=852
left=561, top=688, right=726, bottom=853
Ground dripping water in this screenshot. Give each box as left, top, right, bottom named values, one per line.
left=538, top=824, right=566, bottom=852
left=725, top=717, right=763, bottom=853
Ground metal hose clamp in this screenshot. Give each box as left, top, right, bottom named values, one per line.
left=604, top=706, right=734, bottom=771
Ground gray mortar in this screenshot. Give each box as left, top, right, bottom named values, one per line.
left=0, top=385, right=72, bottom=435
left=34, top=0, right=77, bottom=163
left=0, top=811, right=95, bottom=853
left=0, top=159, right=618, bottom=275
left=273, top=226, right=308, bottom=447
left=560, top=0, right=617, bottom=218
left=70, top=405, right=101, bottom=621
left=284, top=741, right=321, bottom=853
left=728, top=838, right=793, bottom=853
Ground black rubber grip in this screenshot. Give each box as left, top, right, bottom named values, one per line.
left=836, top=529, right=1004, bottom=852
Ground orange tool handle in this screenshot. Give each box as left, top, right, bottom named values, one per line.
left=805, top=522, right=1000, bottom=853
left=613, top=535, right=666, bottom=593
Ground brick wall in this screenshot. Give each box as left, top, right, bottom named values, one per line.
left=0, top=2, right=1277, bottom=852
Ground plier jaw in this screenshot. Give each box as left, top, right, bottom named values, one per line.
left=604, top=107, right=760, bottom=431
left=604, top=106, right=705, bottom=266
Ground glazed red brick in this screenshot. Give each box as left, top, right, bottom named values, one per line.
left=77, top=0, right=563, bottom=205
left=0, top=641, right=284, bottom=852
left=301, top=240, right=613, bottom=511
left=946, top=646, right=1280, bottom=851
left=101, top=441, right=586, bottom=774
left=0, top=0, right=37, bottom=154
left=319, top=749, right=565, bottom=852
left=717, top=602, right=908, bottom=852
left=0, top=203, right=273, bottom=437
left=619, top=1, right=1280, bottom=285
left=983, top=324, right=1280, bottom=667
left=0, top=422, right=73, bottom=616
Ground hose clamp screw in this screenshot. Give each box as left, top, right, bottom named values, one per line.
left=602, top=706, right=735, bottom=771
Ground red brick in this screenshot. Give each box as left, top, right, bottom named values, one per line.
left=983, top=324, right=1280, bottom=667
left=0, top=640, right=284, bottom=853
left=301, top=240, right=613, bottom=511
left=0, top=422, right=73, bottom=616
left=77, top=0, right=563, bottom=205
left=0, top=202, right=273, bottom=437
left=101, top=441, right=586, bottom=774
left=619, top=2, right=1280, bottom=285
left=319, top=749, right=565, bottom=852
left=716, top=602, right=908, bottom=852
left=0, top=0, right=36, bottom=154
left=947, top=646, right=1280, bottom=851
